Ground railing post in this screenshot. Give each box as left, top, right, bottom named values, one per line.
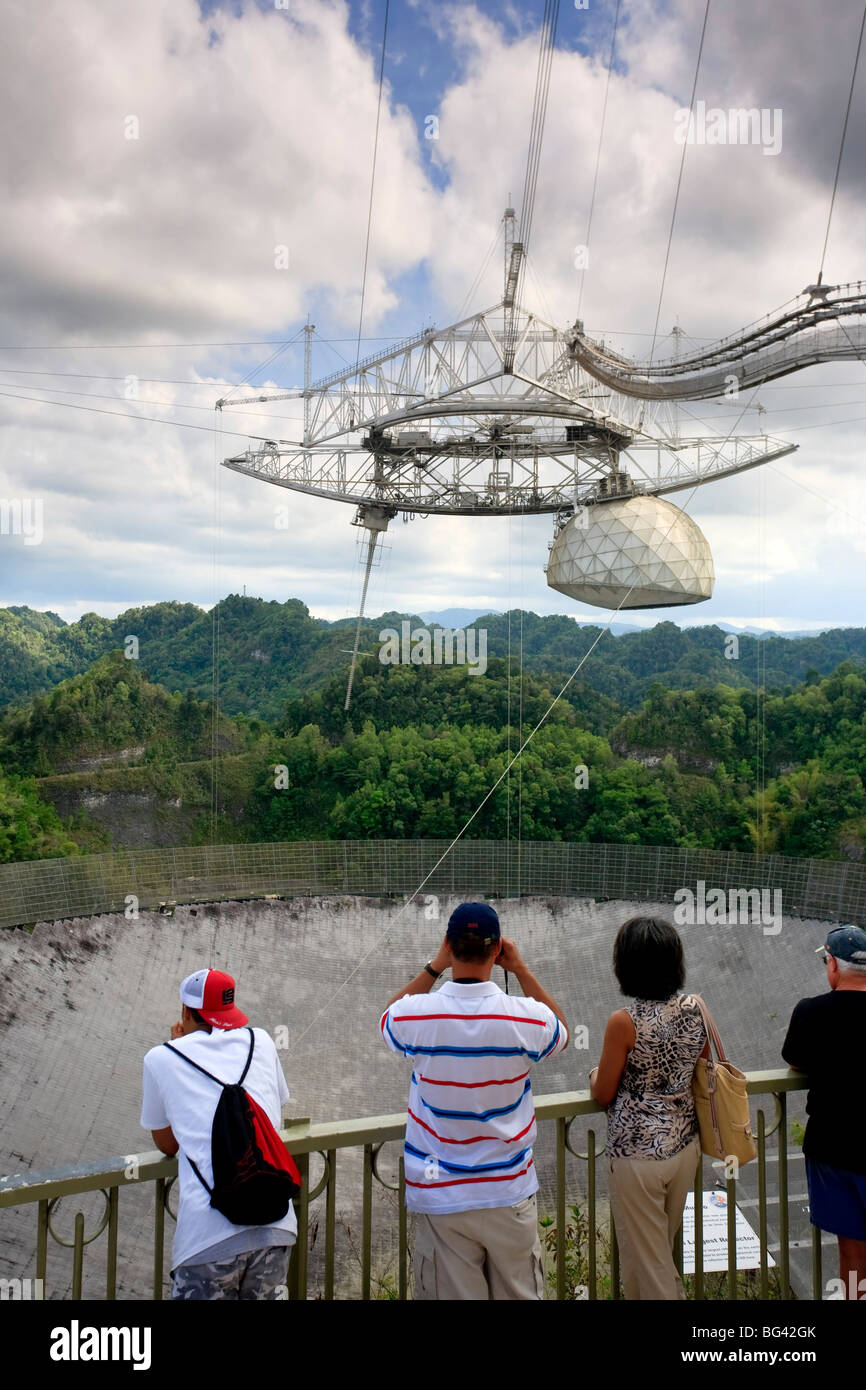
left=287, top=1235, right=300, bottom=1300
left=778, top=1092, right=790, bottom=1298
left=726, top=1167, right=738, bottom=1300
left=610, top=1213, right=620, bottom=1300
left=757, top=1108, right=769, bottom=1300
left=324, top=1150, right=336, bottom=1301
left=587, top=1128, right=597, bottom=1300
left=362, top=1143, right=373, bottom=1300
left=153, top=1177, right=165, bottom=1300
left=294, top=1152, right=310, bottom=1299
left=398, top=1158, right=408, bottom=1301
left=555, top=1117, right=566, bottom=1301
left=106, top=1187, right=119, bottom=1299
left=811, top=1223, right=823, bottom=1301
left=72, top=1211, right=85, bottom=1300
left=693, top=1157, right=704, bottom=1300
left=36, top=1199, right=48, bottom=1295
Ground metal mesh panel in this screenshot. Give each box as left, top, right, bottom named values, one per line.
left=1, top=841, right=863, bottom=929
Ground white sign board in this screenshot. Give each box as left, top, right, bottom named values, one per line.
left=681, top=1191, right=774, bottom=1273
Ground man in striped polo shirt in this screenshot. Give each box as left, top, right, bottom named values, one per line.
left=380, top=902, right=569, bottom=1300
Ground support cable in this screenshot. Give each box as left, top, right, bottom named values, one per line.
left=211, top=413, right=223, bottom=844
left=505, top=0, right=561, bottom=365
left=818, top=1, right=866, bottom=282
left=353, top=0, right=391, bottom=373
left=344, top=527, right=380, bottom=711
left=648, top=0, right=712, bottom=367
left=576, top=0, right=622, bottom=319
left=341, top=1, right=391, bottom=709
left=0, top=388, right=293, bottom=439
left=518, top=0, right=561, bottom=262
left=457, top=223, right=502, bottom=321
left=216, top=328, right=305, bottom=407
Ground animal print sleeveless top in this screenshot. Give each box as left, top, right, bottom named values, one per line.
left=606, top=993, right=706, bottom=1159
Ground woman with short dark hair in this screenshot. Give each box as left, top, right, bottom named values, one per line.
left=590, top=915, right=708, bottom=1299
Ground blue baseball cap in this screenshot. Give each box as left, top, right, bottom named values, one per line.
left=816, top=924, right=866, bottom=964
left=447, top=902, right=501, bottom=944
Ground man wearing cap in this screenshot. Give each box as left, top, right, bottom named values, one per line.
left=140, top=968, right=297, bottom=1299
left=782, top=925, right=866, bottom=1300
left=380, top=903, right=568, bottom=1300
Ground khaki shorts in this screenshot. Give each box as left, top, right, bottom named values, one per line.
left=414, top=1194, right=545, bottom=1301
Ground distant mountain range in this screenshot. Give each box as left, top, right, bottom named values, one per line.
left=419, top=609, right=832, bottom=640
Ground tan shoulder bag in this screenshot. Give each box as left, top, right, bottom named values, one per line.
left=684, top=994, right=757, bottom=1167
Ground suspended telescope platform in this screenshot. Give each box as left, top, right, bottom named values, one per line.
left=218, top=223, right=865, bottom=618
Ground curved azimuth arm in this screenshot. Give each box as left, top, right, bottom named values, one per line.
left=567, top=280, right=866, bottom=400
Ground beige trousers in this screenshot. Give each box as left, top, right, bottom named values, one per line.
left=413, top=1194, right=545, bottom=1300
left=608, top=1135, right=700, bottom=1300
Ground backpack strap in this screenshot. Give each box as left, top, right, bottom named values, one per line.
left=162, top=1027, right=256, bottom=1086
left=238, top=1027, right=255, bottom=1086
left=161, top=1028, right=257, bottom=1199
left=163, top=1043, right=222, bottom=1085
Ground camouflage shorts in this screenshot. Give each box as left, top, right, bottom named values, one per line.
left=170, top=1245, right=291, bottom=1300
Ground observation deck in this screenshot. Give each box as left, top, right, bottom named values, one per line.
left=0, top=1071, right=819, bottom=1301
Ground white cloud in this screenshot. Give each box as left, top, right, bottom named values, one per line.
left=1, top=0, right=865, bottom=632
left=0, top=0, right=435, bottom=339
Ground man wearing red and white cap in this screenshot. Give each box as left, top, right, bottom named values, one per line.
left=141, top=968, right=297, bottom=1299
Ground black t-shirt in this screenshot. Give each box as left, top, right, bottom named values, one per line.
left=781, top=990, right=866, bottom=1174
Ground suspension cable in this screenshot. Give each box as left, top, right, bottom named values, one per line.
left=353, top=0, right=391, bottom=372
left=818, top=1, right=866, bottom=281
left=576, top=0, right=622, bottom=319
left=648, top=0, right=712, bottom=367
left=505, top=0, right=560, bottom=355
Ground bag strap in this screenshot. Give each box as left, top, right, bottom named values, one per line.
left=161, top=1028, right=257, bottom=1198
left=185, top=1156, right=213, bottom=1196
left=682, top=994, right=728, bottom=1064
left=162, top=1027, right=255, bottom=1087
left=163, top=1042, right=222, bottom=1084
left=238, top=1027, right=255, bottom=1086
left=682, top=994, right=725, bottom=1152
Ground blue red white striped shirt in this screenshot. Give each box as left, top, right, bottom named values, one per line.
left=380, top=980, right=567, bottom=1213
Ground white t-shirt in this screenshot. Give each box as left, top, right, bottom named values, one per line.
left=141, top=1026, right=298, bottom=1270
left=380, top=979, right=568, bottom=1214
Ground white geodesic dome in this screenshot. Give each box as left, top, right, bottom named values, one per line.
left=545, top=494, right=715, bottom=609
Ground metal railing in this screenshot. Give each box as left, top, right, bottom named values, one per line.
left=0, top=1071, right=816, bottom=1301
left=1, top=840, right=863, bottom=930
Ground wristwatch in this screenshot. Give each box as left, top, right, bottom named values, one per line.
left=424, top=961, right=441, bottom=979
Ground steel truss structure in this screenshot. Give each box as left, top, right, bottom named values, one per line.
left=219, top=214, right=866, bottom=517
left=219, top=244, right=844, bottom=519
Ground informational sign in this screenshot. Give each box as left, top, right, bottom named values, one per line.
left=681, top=1191, right=774, bottom=1273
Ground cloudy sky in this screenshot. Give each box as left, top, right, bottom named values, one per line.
left=1, top=0, right=865, bottom=635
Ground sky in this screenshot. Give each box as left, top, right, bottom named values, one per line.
left=1, top=0, right=865, bottom=634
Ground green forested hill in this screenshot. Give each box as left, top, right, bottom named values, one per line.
left=0, top=651, right=245, bottom=778
left=0, top=645, right=863, bottom=866
left=2, top=596, right=866, bottom=719
left=283, top=656, right=623, bottom=739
